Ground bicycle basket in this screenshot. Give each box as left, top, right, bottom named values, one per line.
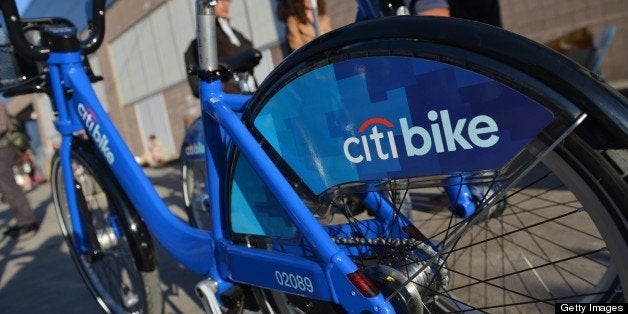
left=0, top=22, right=43, bottom=95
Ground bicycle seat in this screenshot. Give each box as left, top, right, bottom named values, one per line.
left=218, top=48, right=262, bottom=73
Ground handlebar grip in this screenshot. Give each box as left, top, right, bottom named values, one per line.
left=81, top=0, right=105, bottom=55
left=0, top=0, right=49, bottom=61
left=0, top=0, right=105, bottom=60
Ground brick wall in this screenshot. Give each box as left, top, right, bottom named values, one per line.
left=500, top=0, right=628, bottom=86
left=93, top=45, right=144, bottom=155
left=94, top=0, right=628, bottom=156
left=162, top=82, right=198, bottom=151
left=328, top=0, right=358, bottom=29
left=325, top=1, right=628, bottom=87
left=97, top=0, right=174, bottom=156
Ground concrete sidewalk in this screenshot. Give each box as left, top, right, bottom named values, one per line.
left=0, top=162, right=204, bottom=313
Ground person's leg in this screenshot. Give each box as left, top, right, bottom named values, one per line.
left=0, top=147, right=37, bottom=227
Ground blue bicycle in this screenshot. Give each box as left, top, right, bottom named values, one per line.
left=1, top=0, right=626, bottom=313
left=182, top=46, right=260, bottom=231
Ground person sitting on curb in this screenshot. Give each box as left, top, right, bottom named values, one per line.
left=137, top=134, right=170, bottom=168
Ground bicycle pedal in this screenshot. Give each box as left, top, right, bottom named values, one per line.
left=195, top=278, right=224, bottom=314
left=219, top=285, right=245, bottom=310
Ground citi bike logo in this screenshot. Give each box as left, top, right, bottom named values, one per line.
left=77, top=103, right=115, bottom=165
left=184, top=141, right=205, bottom=157
left=343, top=110, right=500, bottom=164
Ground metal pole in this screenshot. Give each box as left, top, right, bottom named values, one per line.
left=309, top=0, right=320, bottom=37
left=196, top=0, right=219, bottom=71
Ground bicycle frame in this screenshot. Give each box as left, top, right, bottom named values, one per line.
left=49, top=3, right=398, bottom=312
left=17, top=0, right=604, bottom=311
left=41, top=0, right=591, bottom=311
left=49, top=52, right=215, bottom=275
left=199, top=76, right=408, bottom=307
left=2, top=0, right=620, bottom=309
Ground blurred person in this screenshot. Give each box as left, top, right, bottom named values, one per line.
left=184, top=0, right=254, bottom=95
left=13, top=151, right=34, bottom=191
left=138, top=134, right=169, bottom=167
left=277, top=0, right=332, bottom=52
left=408, top=0, right=503, bottom=26
left=406, top=0, right=450, bottom=16
left=0, top=106, right=38, bottom=239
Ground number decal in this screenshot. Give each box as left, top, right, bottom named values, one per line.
left=274, top=271, right=314, bottom=293
left=304, top=277, right=313, bottom=292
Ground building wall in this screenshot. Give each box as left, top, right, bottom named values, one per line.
left=162, top=83, right=197, bottom=152
left=328, top=0, right=358, bottom=29
left=100, top=0, right=167, bottom=156
left=499, top=0, right=628, bottom=88
left=9, top=0, right=627, bottom=169
left=101, top=0, right=284, bottom=157
left=326, top=1, right=628, bottom=88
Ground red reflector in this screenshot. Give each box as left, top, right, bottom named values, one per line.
left=346, top=269, right=379, bottom=297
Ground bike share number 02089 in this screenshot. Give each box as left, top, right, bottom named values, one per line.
left=275, top=271, right=314, bottom=293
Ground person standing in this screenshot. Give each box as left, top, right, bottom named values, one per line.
left=213, top=0, right=254, bottom=60
left=0, top=106, right=38, bottom=239
left=406, top=0, right=450, bottom=16
left=184, top=0, right=254, bottom=95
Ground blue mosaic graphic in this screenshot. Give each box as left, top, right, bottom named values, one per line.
left=254, top=56, right=553, bottom=195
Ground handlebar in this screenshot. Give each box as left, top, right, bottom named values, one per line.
left=81, top=0, right=106, bottom=55
left=0, top=0, right=105, bottom=61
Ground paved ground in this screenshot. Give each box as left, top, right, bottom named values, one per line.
left=0, top=157, right=617, bottom=313
left=0, top=162, right=204, bottom=313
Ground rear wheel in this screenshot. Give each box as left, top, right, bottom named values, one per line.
left=240, top=16, right=627, bottom=313
left=251, top=136, right=626, bottom=313
left=388, top=135, right=625, bottom=312
left=181, top=117, right=211, bottom=231
left=182, top=159, right=210, bottom=230
left=51, top=141, right=163, bottom=313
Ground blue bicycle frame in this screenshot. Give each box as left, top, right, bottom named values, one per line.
left=50, top=52, right=216, bottom=274
left=5, top=0, right=617, bottom=310
left=49, top=6, right=400, bottom=312
left=52, top=3, right=556, bottom=314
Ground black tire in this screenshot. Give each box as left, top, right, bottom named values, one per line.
left=51, top=139, right=163, bottom=313
left=237, top=16, right=627, bottom=312
left=181, top=159, right=210, bottom=230
left=180, top=117, right=211, bottom=231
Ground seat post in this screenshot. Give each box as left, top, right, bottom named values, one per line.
left=196, top=0, right=219, bottom=72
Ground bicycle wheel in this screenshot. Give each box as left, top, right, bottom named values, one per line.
left=233, top=16, right=627, bottom=313
left=51, top=140, right=163, bottom=313
left=181, top=117, right=211, bottom=230
left=182, top=160, right=210, bottom=230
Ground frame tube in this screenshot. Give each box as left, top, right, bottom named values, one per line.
left=49, top=52, right=217, bottom=276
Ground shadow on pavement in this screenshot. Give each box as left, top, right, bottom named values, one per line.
left=0, top=162, right=204, bottom=313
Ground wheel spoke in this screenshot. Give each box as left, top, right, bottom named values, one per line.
left=447, top=247, right=606, bottom=292
left=323, top=149, right=623, bottom=312
left=449, top=208, right=580, bottom=254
